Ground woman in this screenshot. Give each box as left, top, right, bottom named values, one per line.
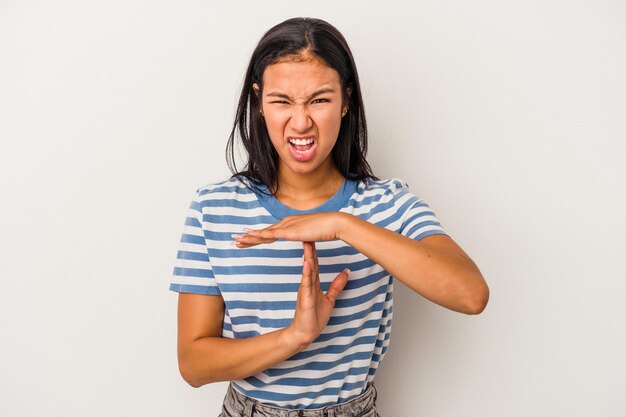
left=170, top=17, right=489, bottom=416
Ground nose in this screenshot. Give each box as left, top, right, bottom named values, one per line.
left=289, top=104, right=313, bottom=132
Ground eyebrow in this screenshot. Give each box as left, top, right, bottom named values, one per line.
left=265, top=87, right=337, bottom=101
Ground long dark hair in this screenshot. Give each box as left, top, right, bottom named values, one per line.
left=226, top=17, right=377, bottom=194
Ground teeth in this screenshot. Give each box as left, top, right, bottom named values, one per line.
left=289, top=138, right=314, bottom=145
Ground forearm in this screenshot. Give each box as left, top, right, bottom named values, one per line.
left=337, top=214, right=488, bottom=314
left=179, top=327, right=305, bottom=387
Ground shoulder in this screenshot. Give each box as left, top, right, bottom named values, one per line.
left=348, top=177, right=421, bottom=212
left=194, top=176, right=258, bottom=198
left=359, top=177, right=409, bottom=193
left=196, top=176, right=245, bottom=195
left=189, top=176, right=261, bottom=208
left=354, top=177, right=413, bottom=200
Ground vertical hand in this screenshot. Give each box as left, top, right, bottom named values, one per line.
left=287, top=241, right=350, bottom=348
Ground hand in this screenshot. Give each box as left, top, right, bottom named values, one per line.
left=231, top=212, right=347, bottom=248
left=286, top=241, right=350, bottom=348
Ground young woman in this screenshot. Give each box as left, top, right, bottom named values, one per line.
left=170, top=17, right=489, bottom=417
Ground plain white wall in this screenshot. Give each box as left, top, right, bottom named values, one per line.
left=1, top=1, right=624, bottom=416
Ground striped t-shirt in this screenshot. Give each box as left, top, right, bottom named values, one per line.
left=170, top=176, right=447, bottom=409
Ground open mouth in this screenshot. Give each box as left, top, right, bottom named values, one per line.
left=288, top=137, right=315, bottom=153
left=287, top=137, right=316, bottom=161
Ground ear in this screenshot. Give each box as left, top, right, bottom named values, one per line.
left=253, top=83, right=264, bottom=117
left=342, top=87, right=352, bottom=116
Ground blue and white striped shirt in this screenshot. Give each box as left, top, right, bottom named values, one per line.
left=170, top=176, right=447, bottom=409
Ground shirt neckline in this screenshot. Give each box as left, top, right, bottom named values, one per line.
left=256, top=177, right=359, bottom=219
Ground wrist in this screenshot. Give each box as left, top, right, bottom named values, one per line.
left=280, top=326, right=310, bottom=354
left=334, top=212, right=356, bottom=241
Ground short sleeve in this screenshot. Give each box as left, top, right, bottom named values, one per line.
left=394, top=180, right=449, bottom=241
left=169, top=189, right=221, bottom=295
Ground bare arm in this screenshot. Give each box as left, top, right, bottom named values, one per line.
left=176, top=242, right=349, bottom=387
left=176, top=293, right=301, bottom=387
left=239, top=212, right=489, bottom=315
left=337, top=215, right=489, bottom=314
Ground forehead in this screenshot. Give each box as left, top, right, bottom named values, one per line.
left=262, top=59, right=341, bottom=94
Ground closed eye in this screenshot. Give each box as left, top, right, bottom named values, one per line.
left=312, top=98, right=330, bottom=104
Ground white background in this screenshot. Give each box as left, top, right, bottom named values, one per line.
left=1, top=1, right=625, bottom=416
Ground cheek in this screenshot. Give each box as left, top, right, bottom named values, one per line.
left=313, top=111, right=342, bottom=135
left=264, top=114, right=288, bottom=137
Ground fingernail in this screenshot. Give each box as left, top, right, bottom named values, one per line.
left=231, top=234, right=243, bottom=240
left=343, top=268, right=351, bottom=274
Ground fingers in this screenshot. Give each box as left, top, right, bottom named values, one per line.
left=301, top=258, right=313, bottom=298
left=325, top=268, right=350, bottom=304
left=302, top=242, right=321, bottom=296
left=231, top=231, right=276, bottom=248
left=231, top=225, right=288, bottom=247
left=302, top=242, right=318, bottom=295
left=303, top=242, right=320, bottom=276
left=236, top=214, right=325, bottom=245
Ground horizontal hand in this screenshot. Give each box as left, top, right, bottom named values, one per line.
left=232, top=212, right=347, bottom=248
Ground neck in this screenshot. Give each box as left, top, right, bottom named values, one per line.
left=274, top=160, right=344, bottom=202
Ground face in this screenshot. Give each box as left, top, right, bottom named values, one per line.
left=254, top=58, right=348, bottom=179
